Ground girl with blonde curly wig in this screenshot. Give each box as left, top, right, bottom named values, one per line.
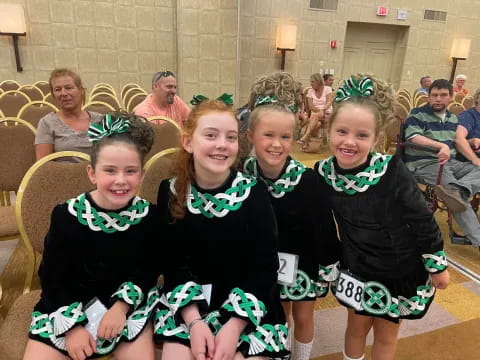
left=315, top=74, right=449, bottom=360
left=155, top=100, right=289, bottom=360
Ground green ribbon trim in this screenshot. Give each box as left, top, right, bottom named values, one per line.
left=334, top=76, right=374, bottom=103
left=190, top=93, right=233, bottom=105
left=423, top=250, right=448, bottom=272
left=222, top=287, right=266, bottom=327
left=254, top=95, right=297, bottom=113
left=88, top=112, right=131, bottom=142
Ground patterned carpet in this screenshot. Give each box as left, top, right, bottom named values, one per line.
left=1, top=142, right=479, bottom=359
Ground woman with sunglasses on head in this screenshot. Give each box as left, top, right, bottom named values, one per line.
left=134, top=71, right=191, bottom=127
left=35, top=68, right=104, bottom=161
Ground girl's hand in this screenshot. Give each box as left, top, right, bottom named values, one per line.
left=189, top=321, right=215, bottom=360
left=97, top=301, right=129, bottom=340
left=432, top=270, right=449, bottom=289
left=65, top=326, right=96, bottom=360
left=213, top=318, right=247, bottom=360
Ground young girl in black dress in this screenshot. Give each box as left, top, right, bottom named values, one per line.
left=315, top=75, right=449, bottom=360
left=24, top=113, right=160, bottom=360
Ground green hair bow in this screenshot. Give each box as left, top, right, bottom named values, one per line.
left=190, top=93, right=233, bottom=106
left=88, top=113, right=131, bottom=143
left=254, top=95, right=297, bottom=113
left=334, top=76, right=374, bottom=103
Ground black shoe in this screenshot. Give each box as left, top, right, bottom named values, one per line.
left=434, top=185, right=469, bottom=213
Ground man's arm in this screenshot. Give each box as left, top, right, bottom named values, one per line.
left=408, top=134, right=450, bottom=165
left=455, top=125, right=480, bottom=166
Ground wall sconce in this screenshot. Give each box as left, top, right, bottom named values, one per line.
left=276, top=24, right=296, bottom=71
left=0, top=3, right=27, bottom=72
left=449, top=38, right=471, bottom=83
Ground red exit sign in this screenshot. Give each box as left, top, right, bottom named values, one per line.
left=377, top=6, right=388, bottom=16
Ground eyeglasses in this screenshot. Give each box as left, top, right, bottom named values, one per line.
left=152, top=71, right=175, bottom=84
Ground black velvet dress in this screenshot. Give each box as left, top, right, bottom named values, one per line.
left=243, top=156, right=341, bottom=301
left=314, top=154, right=447, bottom=322
left=154, top=170, right=289, bottom=359
left=28, top=192, right=161, bottom=357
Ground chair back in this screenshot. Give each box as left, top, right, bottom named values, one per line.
left=121, top=83, right=142, bottom=102
left=138, top=148, right=178, bottom=204
left=146, top=117, right=182, bottom=161
left=89, top=92, right=121, bottom=110
left=384, top=115, right=402, bottom=152
left=394, top=103, right=409, bottom=121
left=0, top=91, right=31, bottom=117
left=33, top=81, right=51, bottom=95
left=17, top=101, right=58, bottom=128
left=0, top=80, right=20, bottom=92
left=17, top=85, right=43, bottom=101
left=124, top=87, right=146, bottom=109
left=447, top=102, right=465, bottom=116
left=454, top=92, right=465, bottom=103
left=397, top=89, right=411, bottom=101
left=89, top=86, right=117, bottom=100
left=43, top=92, right=56, bottom=106
left=16, top=151, right=92, bottom=293
left=462, top=96, right=474, bottom=109
left=127, top=92, right=147, bottom=112
left=414, top=94, right=428, bottom=107
left=0, top=119, right=36, bottom=192
left=83, top=101, right=116, bottom=114
left=396, top=95, right=411, bottom=111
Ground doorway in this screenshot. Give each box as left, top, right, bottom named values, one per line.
left=342, top=22, right=409, bottom=88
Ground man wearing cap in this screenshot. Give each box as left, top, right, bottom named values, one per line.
left=135, top=71, right=191, bottom=127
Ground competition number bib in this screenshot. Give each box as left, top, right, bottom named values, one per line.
left=335, top=270, right=365, bottom=311
left=84, top=297, right=108, bottom=339
left=277, top=252, right=299, bottom=286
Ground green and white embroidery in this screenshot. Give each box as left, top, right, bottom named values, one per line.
left=166, top=281, right=205, bottom=314
left=222, top=287, right=266, bottom=326
left=243, top=157, right=306, bottom=199
left=67, top=193, right=150, bottom=233
left=388, top=276, right=435, bottom=318
left=280, top=270, right=316, bottom=300
left=170, top=172, right=256, bottom=218
left=29, top=302, right=86, bottom=351
left=240, top=322, right=289, bottom=356
left=317, top=153, right=392, bottom=195
left=112, top=281, right=144, bottom=310
left=422, top=250, right=448, bottom=273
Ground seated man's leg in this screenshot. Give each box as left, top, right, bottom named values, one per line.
left=452, top=209, right=480, bottom=247
left=448, top=159, right=480, bottom=197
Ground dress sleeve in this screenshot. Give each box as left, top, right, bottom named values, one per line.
left=393, top=157, right=447, bottom=273
left=305, top=172, right=341, bottom=290
left=219, top=181, right=279, bottom=330
left=34, top=115, right=54, bottom=145
left=37, top=205, right=87, bottom=336
left=156, top=179, right=208, bottom=320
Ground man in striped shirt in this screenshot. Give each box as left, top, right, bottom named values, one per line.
left=404, top=79, right=480, bottom=247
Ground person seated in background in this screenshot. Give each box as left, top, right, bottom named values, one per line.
left=323, top=73, right=335, bottom=89
left=456, top=88, right=480, bottom=166
left=35, top=68, right=103, bottom=161
left=454, top=74, right=468, bottom=95
left=404, top=79, right=480, bottom=247
left=416, top=76, right=432, bottom=95
left=134, top=71, right=190, bottom=127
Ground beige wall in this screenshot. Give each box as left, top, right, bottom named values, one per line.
left=1, top=0, right=480, bottom=105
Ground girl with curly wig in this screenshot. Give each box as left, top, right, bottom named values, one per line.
left=314, top=74, right=449, bottom=360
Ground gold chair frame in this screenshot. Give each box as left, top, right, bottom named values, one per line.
left=147, top=115, right=183, bottom=132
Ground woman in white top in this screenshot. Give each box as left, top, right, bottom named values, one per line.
left=298, top=73, right=333, bottom=151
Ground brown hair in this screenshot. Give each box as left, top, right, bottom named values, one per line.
left=170, top=100, right=238, bottom=219
left=49, top=68, right=86, bottom=105
left=90, top=112, right=154, bottom=168
left=329, top=74, right=395, bottom=138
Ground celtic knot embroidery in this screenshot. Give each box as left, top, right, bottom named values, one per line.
left=243, top=157, right=306, bottom=199
left=166, top=281, right=205, bottom=314
left=422, top=250, right=448, bottom=272
left=280, top=269, right=316, bottom=301
left=170, top=172, right=257, bottom=218
left=240, top=322, right=289, bottom=355
left=67, top=193, right=150, bottom=233
left=112, top=282, right=144, bottom=310
left=317, top=153, right=392, bottom=195
left=222, top=287, right=266, bottom=326
left=388, top=276, right=435, bottom=318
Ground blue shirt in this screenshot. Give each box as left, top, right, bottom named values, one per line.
left=458, top=107, right=480, bottom=140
